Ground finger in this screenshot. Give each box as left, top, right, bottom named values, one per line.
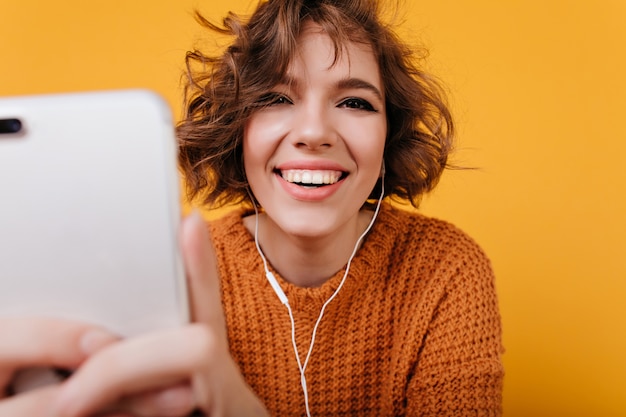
left=181, top=212, right=223, bottom=329
left=0, top=384, right=60, bottom=415
left=92, top=413, right=134, bottom=417
left=0, top=317, right=118, bottom=367
left=92, top=412, right=134, bottom=417
left=0, top=318, right=118, bottom=396
left=50, top=325, right=215, bottom=417
left=105, top=383, right=195, bottom=417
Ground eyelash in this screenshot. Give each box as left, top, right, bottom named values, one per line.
left=256, top=93, right=377, bottom=113
left=338, top=97, right=377, bottom=112
left=257, top=93, right=292, bottom=106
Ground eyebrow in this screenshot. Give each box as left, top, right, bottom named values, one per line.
left=336, top=78, right=384, bottom=102
left=278, top=74, right=384, bottom=102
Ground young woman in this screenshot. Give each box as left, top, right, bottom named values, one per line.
left=1, top=0, right=503, bottom=415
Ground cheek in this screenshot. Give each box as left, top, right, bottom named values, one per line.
left=245, top=111, right=288, bottom=144
left=341, top=118, right=387, bottom=167
left=243, top=117, right=269, bottom=170
left=243, top=113, right=287, bottom=169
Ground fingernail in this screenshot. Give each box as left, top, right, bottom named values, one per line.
left=80, top=329, right=116, bottom=355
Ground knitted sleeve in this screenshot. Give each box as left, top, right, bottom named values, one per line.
left=406, top=234, right=504, bottom=416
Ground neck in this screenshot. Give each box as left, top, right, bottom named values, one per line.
left=244, top=210, right=375, bottom=288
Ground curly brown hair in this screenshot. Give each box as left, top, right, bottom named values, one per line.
left=177, top=0, right=454, bottom=209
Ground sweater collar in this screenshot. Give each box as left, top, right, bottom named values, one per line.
left=213, top=202, right=404, bottom=310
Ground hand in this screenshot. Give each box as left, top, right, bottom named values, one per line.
left=50, top=212, right=269, bottom=417
left=0, top=317, right=117, bottom=415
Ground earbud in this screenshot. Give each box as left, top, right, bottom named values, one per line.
left=266, top=271, right=289, bottom=305
left=247, top=187, right=290, bottom=307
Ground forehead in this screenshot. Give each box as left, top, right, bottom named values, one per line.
left=287, top=21, right=381, bottom=83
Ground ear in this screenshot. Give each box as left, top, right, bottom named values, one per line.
left=379, top=160, right=385, bottom=178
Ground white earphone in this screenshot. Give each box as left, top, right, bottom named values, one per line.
left=251, top=165, right=385, bottom=417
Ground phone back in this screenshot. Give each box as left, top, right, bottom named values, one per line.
left=0, top=90, right=188, bottom=336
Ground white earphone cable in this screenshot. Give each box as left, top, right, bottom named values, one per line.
left=250, top=174, right=385, bottom=417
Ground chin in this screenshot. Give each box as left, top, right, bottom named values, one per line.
left=266, top=204, right=347, bottom=239
left=279, top=217, right=338, bottom=239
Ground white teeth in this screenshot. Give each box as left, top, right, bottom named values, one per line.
left=312, top=172, right=323, bottom=184
left=281, top=169, right=342, bottom=185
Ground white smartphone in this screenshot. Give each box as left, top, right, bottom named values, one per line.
left=0, top=90, right=189, bottom=339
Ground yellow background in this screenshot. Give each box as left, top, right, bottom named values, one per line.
left=1, top=0, right=625, bottom=415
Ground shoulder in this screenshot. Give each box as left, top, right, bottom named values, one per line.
left=378, top=203, right=490, bottom=264
left=378, top=205, right=502, bottom=343
left=370, top=204, right=495, bottom=299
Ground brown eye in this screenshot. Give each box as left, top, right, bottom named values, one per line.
left=339, top=98, right=376, bottom=112
left=257, top=93, right=292, bottom=106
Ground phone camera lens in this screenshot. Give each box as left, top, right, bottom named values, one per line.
left=0, top=119, right=23, bottom=134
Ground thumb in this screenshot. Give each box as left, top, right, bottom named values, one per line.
left=180, top=211, right=225, bottom=332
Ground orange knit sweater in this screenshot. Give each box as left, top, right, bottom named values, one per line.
left=208, top=203, right=504, bottom=416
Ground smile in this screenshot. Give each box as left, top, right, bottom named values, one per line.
left=279, top=169, right=345, bottom=187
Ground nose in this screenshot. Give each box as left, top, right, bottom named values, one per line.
left=290, top=100, right=337, bottom=150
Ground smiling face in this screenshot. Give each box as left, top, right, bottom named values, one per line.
left=243, top=21, right=387, bottom=241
